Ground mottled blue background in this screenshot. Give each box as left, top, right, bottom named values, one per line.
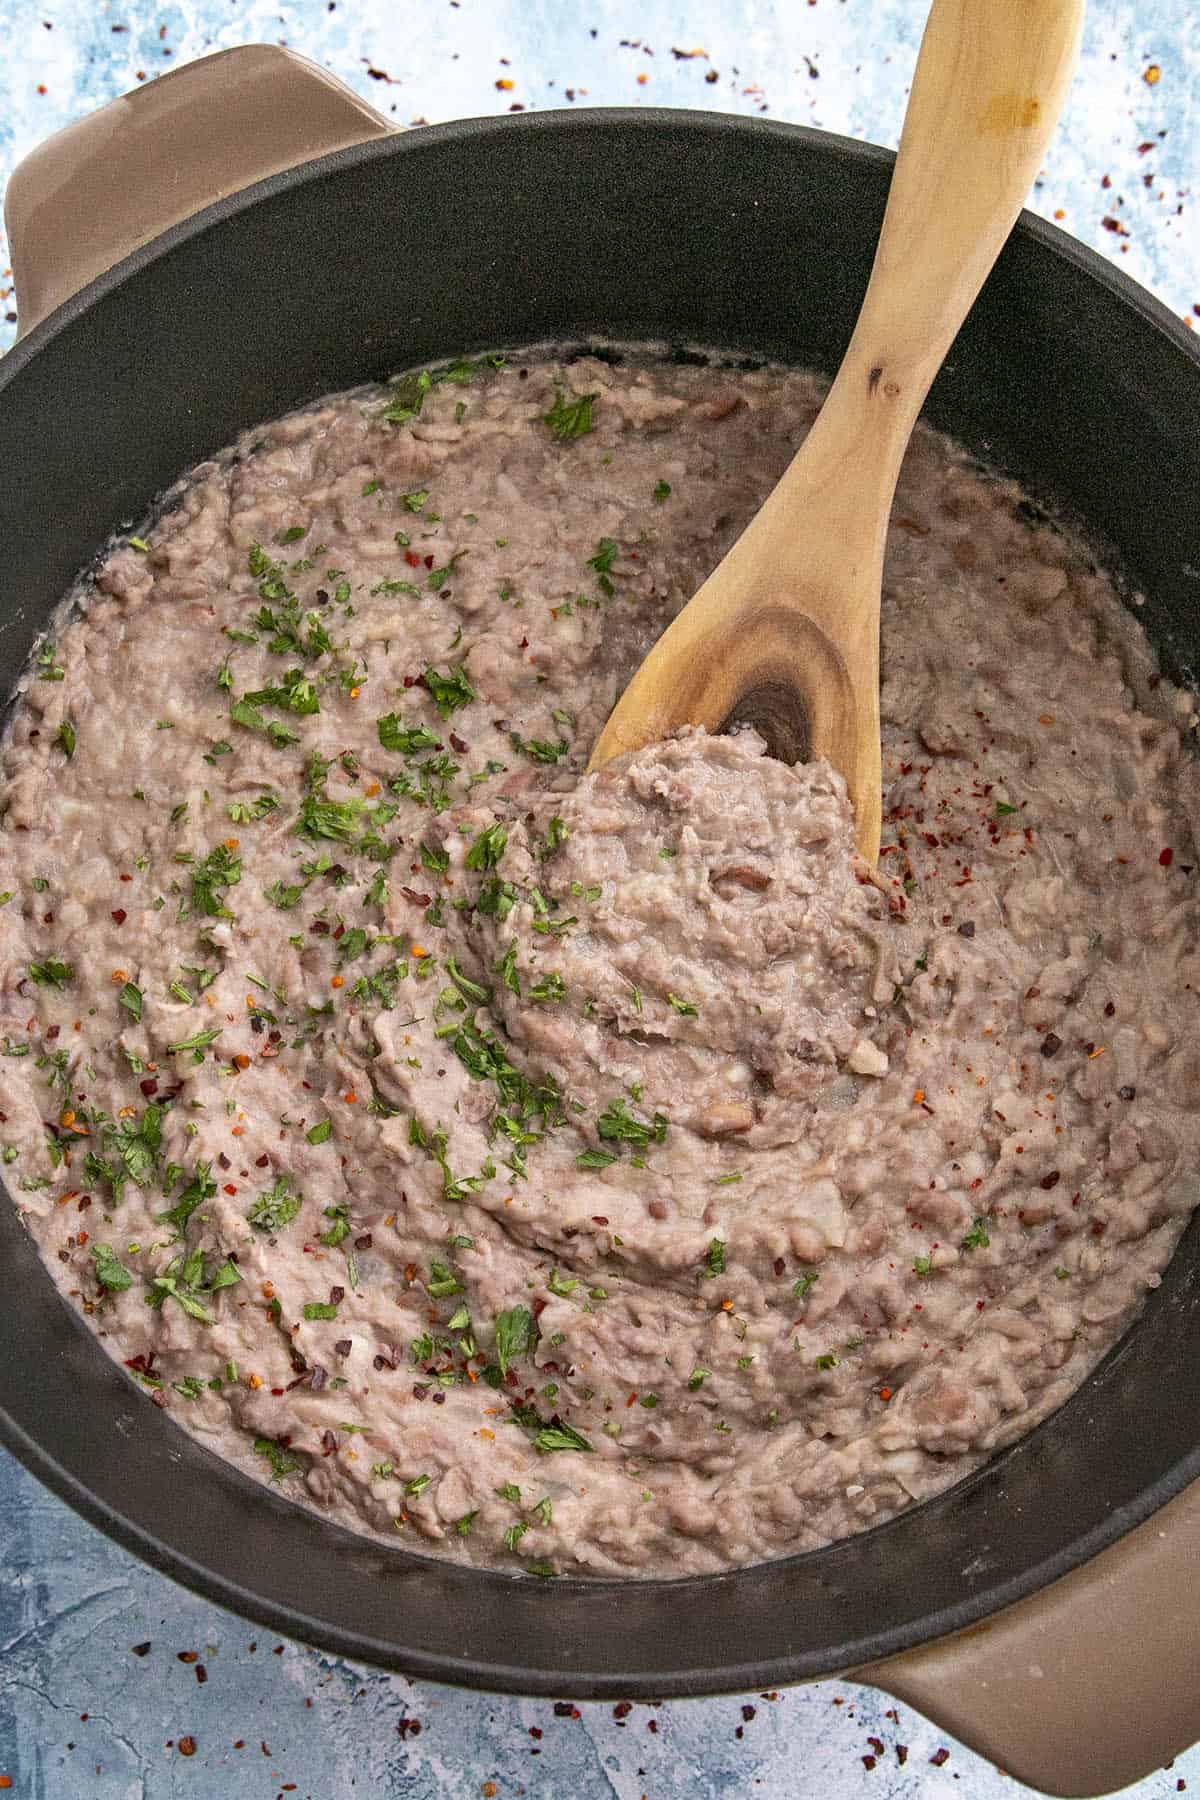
left=1, top=3, right=1198, bottom=1796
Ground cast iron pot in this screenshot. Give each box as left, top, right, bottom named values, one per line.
left=2, top=46, right=1199, bottom=1799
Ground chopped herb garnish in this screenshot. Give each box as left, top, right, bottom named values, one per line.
left=465, top=821, right=508, bottom=871
left=427, top=1258, right=464, bottom=1298
left=534, top=1420, right=593, bottom=1455
left=961, top=1218, right=991, bottom=1251
left=167, top=1027, right=222, bottom=1058
left=190, top=844, right=241, bottom=919
left=495, top=1304, right=535, bottom=1375
left=118, top=981, right=143, bottom=1021
left=29, top=958, right=74, bottom=989
left=248, top=1176, right=302, bottom=1233
left=543, top=389, right=597, bottom=440
left=700, top=1238, right=727, bottom=1279
left=378, top=714, right=441, bottom=755
left=307, top=1119, right=333, bottom=1146
left=92, top=1244, right=133, bottom=1292
left=597, top=1097, right=667, bottom=1150
left=421, top=664, right=476, bottom=720
left=254, top=1437, right=302, bottom=1481
left=576, top=1147, right=619, bottom=1169
left=319, top=1203, right=350, bottom=1246
left=157, top=1162, right=217, bottom=1237
left=303, top=1301, right=340, bottom=1321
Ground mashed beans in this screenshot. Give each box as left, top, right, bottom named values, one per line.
left=1, top=349, right=1197, bottom=1577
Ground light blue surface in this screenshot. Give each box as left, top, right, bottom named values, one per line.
left=1, top=4, right=1198, bottom=1796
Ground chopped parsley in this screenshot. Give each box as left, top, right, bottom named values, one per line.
left=421, top=664, right=476, bottom=720
left=494, top=1304, right=535, bottom=1375
left=700, top=1238, right=726, bottom=1279
left=146, top=1245, right=241, bottom=1322
left=248, top=1176, right=302, bottom=1232
left=543, top=389, right=597, bottom=440
left=92, top=1244, right=133, bottom=1292
left=961, top=1218, right=991, bottom=1251
left=377, top=715, right=442, bottom=755
left=254, top=1437, right=303, bottom=1481
left=118, top=981, right=143, bottom=1021
left=190, top=845, right=241, bottom=919
left=319, top=1203, right=350, bottom=1246
left=597, top=1097, right=667, bottom=1150
left=427, top=1259, right=464, bottom=1298
left=29, top=958, right=74, bottom=989
left=465, top=822, right=507, bottom=871
left=534, top=1420, right=593, bottom=1455
left=157, top=1162, right=218, bottom=1237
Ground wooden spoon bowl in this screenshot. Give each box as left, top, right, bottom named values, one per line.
left=589, top=0, right=1086, bottom=863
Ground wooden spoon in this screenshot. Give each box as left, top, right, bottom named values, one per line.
left=588, top=0, right=1085, bottom=863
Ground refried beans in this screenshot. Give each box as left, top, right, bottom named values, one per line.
left=1, top=348, right=1197, bottom=1578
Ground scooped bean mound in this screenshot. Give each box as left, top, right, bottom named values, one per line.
left=2, top=349, right=1198, bottom=1578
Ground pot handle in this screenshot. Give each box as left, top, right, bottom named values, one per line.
left=4, top=43, right=392, bottom=339
left=860, top=1476, right=1200, bottom=1797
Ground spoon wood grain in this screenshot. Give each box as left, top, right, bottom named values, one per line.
left=588, top=0, right=1085, bottom=863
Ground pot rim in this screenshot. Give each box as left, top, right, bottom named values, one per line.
left=2, top=103, right=1199, bottom=1701
left=4, top=106, right=1198, bottom=388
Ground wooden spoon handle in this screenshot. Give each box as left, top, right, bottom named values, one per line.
left=819, top=0, right=1086, bottom=470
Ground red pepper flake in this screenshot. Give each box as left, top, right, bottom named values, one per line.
left=1160, top=846, right=1174, bottom=867
left=553, top=1702, right=581, bottom=1719
left=111, top=908, right=127, bottom=924
left=896, top=1744, right=909, bottom=1765
left=223, top=1182, right=238, bottom=1195
left=396, top=1717, right=422, bottom=1740
left=930, top=1746, right=950, bottom=1766
left=862, top=1754, right=877, bottom=1770
left=178, top=1736, right=197, bottom=1757
left=613, top=1701, right=632, bottom=1720
left=177, top=1650, right=198, bottom=1664
left=130, top=1641, right=151, bottom=1657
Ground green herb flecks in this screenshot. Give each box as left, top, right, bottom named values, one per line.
left=92, top=1244, right=133, bottom=1292
left=544, top=389, right=597, bottom=440
left=421, top=664, right=476, bottom=720
left=248, top=1176, right=302, bottom=1233
left=189, top=845, right=242, bottom=919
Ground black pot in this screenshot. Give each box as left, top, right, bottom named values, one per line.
left=2, top=45, right=1198, bottom=1800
